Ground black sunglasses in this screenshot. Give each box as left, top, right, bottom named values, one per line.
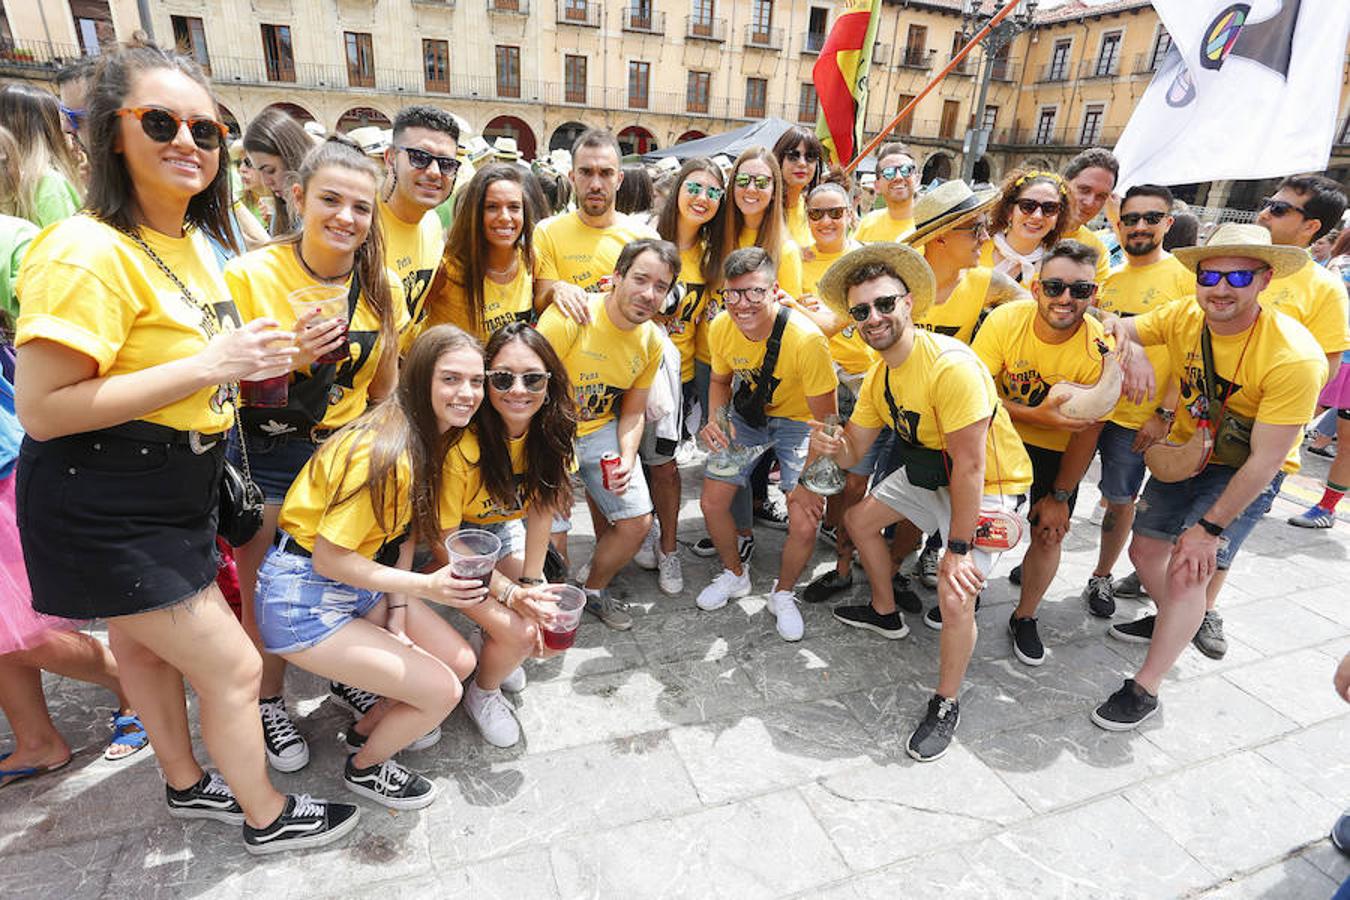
left=1015, top=198, right=1062, bottom=217
left=1259, top=197, right=1307, bottom=218
left=116, top=106, right=228, bottom=151
left=486, top=369, right=551, bottom=393
left=784, top=148, right=820, bottom=163
left=399, top=145, right=461, bottom=178
left=1196, top=267, right=1267, bottom=288
left=1120, top=211, right=1168, bottom=226
left=847, top=293, right=903, bottom=322
left=1039, top=279, right=1097, bottom=300
left=806, top=206, right=847, bottom=221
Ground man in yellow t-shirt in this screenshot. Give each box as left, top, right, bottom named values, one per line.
left=1093, top=224, right=1323, bottom=731
left=1082, top=184, right=1193, bottom=619
left=695, top=247, right=838, bottom=641
left=380, top=106, right=458, bottom=352
left=853, top=142, right=917, bottom=243
left=803, top=242, right=1031, bottom=762
left=1060, top=147, right=1117, bottom=284
left=536, top=238, right=673, bottom=631
left=972, top=241, right=1114, bottom=668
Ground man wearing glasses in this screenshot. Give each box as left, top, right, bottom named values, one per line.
left=1059, top=148, right=1118, bottom=285
left=1093, top=224, right=1323, bottom=730
left=972, top=241, right=1113, bottom=668
left=854, top=143, right=919, bottom=243
left=696, top=248, right=838, bottom=640
left=380, top=105, right=460, bottom=351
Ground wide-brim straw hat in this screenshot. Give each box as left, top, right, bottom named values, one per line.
left=904, top=179, right=999, bottom=248
left=817, top=243, right=937, bottom=323
left=493, top=137, right=522, bottom=161
left=1172, top=222, right=1308, bottom=279
left=347, top=125, right=388, bottom=157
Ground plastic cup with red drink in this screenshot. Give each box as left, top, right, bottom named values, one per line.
left=539, top=584, right=585, bottom=650
left=444, top=528, right=502, bottom=592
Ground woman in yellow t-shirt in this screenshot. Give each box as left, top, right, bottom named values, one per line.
left=983, top=170, right=1071, bottom=287
left=772, top=126, right=825, bottom=249
left=14, top=43, right=361, bottom=852
left=243, top=107, right=315, bottom=236
left=719, top=147, right=804, bottom=297
left=224, top=135, right=404, bottom=767
left=424, top=163, right=537, bottom=341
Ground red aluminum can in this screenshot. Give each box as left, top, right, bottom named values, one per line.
left=600, top=453, right=622, bottom=491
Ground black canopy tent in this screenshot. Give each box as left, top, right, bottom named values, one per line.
left=641, top=118, right=877, bottom=173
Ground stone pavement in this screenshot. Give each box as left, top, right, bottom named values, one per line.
left=2, top=450, right=1349, bottom=899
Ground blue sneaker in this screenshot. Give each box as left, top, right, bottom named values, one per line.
left=1288, top=506, right=1335, bottom=529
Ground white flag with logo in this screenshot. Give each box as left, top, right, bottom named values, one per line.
left=1114, top=0, right=1350, bottom=190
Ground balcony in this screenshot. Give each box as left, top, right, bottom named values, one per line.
left=556, top=0, right=600, bottom=27
left=685, top=15, right=726, bottom=42
left=622, top=6, right=665, bottom=33
left=898, top=46, right=936, bottom=69
left=743, top=25, right=783, bottom=51
left=947, top=52, right=973, bottom=76
left=411, top=0, right=455, bottom=6
left=990, top=123, right=1125, bottom=147
left=801, top=31, right=825, bottom=55
left=1133, top=51, right=1163, bottom=74
left=0, top=39, right=86, bottom=74
left=1036, top=61, right=1072, bottom=83
left=990, top=58, right=1015, bottom=81
left=487, top=0, right=529, bottom=14
left=1081, top=57, right=1119, bottom=80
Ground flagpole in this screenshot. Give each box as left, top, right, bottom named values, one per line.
left=843, top=0, right=1027, bottom=175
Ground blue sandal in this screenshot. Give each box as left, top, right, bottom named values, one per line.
left=104, top=713, right=150, bottom=761
left=0, top=751, right=71, bottom=788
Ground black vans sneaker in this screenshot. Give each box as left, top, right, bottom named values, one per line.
left=832, top=603, right=909, bottom=639
left=243, top=793, right=361, bottom=856
left=343, top=756, right=437, bottom=810
left=692, top=534, right=754, bottom=563
left=1091, top=679, right=1159, bottom=731
left=1082, top=574, right=1115, bottom=618
left=923, top=594, right=982, bottom=631
left=166, top=771, right=245, bottom=824
left=1009, top=614, right=1045, bottom=666
left=892, top=573, right=924, bottom=615
left=260, top=696, right=309, bottom=773
left=803, top=569, right=852, bottom=604
left=329, top=681, right=379, bottom=717
left=907, top=695, right=960, bottom=762
left=1109, top=614, right=1156, bottom=643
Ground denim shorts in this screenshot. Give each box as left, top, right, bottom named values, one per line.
left=575, top=419, right=653, bottom=522
left=1096, top=421, right=1147, bottom=504
left=706, top=413, right=812, bottom=493
left=227, top=432, right=319, bottom=504
left=254, top=543, right=382, bottom=654
left=1133, top=466, right=1285, bottom=570
left=469, top=517, right=526, bottom=559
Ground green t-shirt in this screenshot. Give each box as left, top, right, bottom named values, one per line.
left=0, top=214, right=38, bottom=319
left=34, top=171, right=81, bottom=227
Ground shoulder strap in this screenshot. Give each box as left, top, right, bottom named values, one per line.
left=1200, top=324, right=1220, bottom=405
left=345, top=268, right=362, bottom=320
left=750, top=305, right=791, bottom=406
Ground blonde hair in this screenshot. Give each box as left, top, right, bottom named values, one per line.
left=0, top=83, right=84, bottom=221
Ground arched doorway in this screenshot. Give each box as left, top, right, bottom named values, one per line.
left=550, top=121, right=587, bottom=153
left=483, top=115, right=537, bottom=160
left=971, top=156, right=991, bottom=185
left=618, top=125, right=657, bottom=155
left=218, top=102, right=241, bottom=138
left=676, top=130, right=706, bottom=144
left=264, top=102, right=315, bottom=124
left=336, top=107, right=391, bottom=133
left=921, top=153, right=952, bottom=184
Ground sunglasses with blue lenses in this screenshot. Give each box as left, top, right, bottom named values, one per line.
left=1196, top=267, right=1268, bottom=288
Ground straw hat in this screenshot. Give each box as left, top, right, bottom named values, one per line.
left=1172, top=222, right=1308, bottom=279
left=903, top=179, right=999, bottom=248
left=347, top=125, right=388, bottom=157
left=461, top=135, right=494, bottom=164
left=493, top=137, right=521, bottom=161
left=817, top=243, right=937, bottom=323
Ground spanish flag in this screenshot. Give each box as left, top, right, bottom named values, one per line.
left=813, top=0, right=882, bottom=168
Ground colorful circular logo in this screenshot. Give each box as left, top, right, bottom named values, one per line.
left=1200, top=3, right=1250, bottom=70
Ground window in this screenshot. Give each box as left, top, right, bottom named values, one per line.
left=629, top=60, right=651, bottom=109
left=806, top=7, right=827, bottom=52
left=1034, top=107, right=1057, bottom=144
left=949, top=30, right=967, bottom=71
left=1080, top=104, right=1104, bottom=144
left=750, top=0, right=772, bottom=41
left=982, top=105, right=998, bottom=132
left=991, top=42, right=1012, bottom=80
left=687, top=71, right=711, bottom=114
left=564, top=0, right=588, bottom=22
left=629, top=0, right=653, bottom=30
left=423, top=39, right=449, bottom=93
left=798, top=83, right=818, bottom=123
left=691, top=0, right=714, bottom=35
left=171, top=16, right=210, bottom=74
left=903, top=24, right=927, bottom=66
left=565, top=55, right=587, bottom=103
left=895, top=94, right=916, bottom=136
left=940, top=99, right=960, bottom=139
left=1342, top=114, right=1350, bottom=145
left=71, top=0, right=115, bottom=56
left=1048, top=39, right=1071, bottom=80
left=1096, top=31, right=1121, bottom=76
left=1150, top=27, right=1172, bottom=70
left=261, top=24, right=295, bottom=82
left=496, top=45, right=521, bottom=98
left=745, top=77, right=767, bottom=118
left=345, top=32, right=375, bottom=88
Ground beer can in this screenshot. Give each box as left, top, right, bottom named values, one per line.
left=600, top=453, right=621, bottom=491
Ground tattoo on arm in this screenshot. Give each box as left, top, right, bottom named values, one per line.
left=985, top=271, right=1031, bottom=308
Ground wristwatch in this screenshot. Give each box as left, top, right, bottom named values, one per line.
left=1197, top=517, right=1225, bottom=537
left=1050, top=488, right=1073, bottom=503
left=946, top=538, right=971, bottom=555
left=1154, top=407, right=1177, bottom=423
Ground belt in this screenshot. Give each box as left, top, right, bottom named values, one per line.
left=102, top=421, right=226, bottom=454
left=272, top=531, right=312, bottom=558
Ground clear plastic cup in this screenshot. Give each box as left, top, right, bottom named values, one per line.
left=287, top=284, right=350, bottom=364
left=444, top=528, right=502, bottom=591
left=539, top=583, right=585, bottom=650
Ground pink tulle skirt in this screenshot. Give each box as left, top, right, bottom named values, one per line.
left=0, top=473, right=82, bottom=654
left=1319, top=361, right=1350, bottom=411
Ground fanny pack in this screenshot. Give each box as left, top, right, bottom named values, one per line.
left=1202, top=325, right=1254, bottom=470
left=731, top=306, right=790, bottom=429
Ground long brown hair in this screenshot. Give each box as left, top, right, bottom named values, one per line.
left=990, top=169, right=1071, bottom=251
left=271, top=135, right=399, bottom=382
left=478, top=322, right=576, bottom=515
left=721, top=147, right=787, bottom=285
left=83, top=38, right=236, bottom=252
left=243, top=107, right=314, bottom=235
left=655, top=157, right=728, bottom=289
left=0, top=83, right=84, bottom=222
left=444, top=163, right=537, bottom=335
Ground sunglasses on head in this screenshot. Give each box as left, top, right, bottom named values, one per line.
left=879, top=163, right=916, bottom=180
left=734, top=173, right=773, bottom=190
left=486, top=369, right=551, bottom=393
left=1015, top=197, right=1062, bottom=217
left=1039, top=279, right=1097, bottom=300
left=116, top=106, right=228, bottom=151
left=847, top=293, right=903, bottom=322
left=399, top=145, right=461, bottom=178
left=683, top=181, right=725, bottom=202
left=806, top=206, right=847, bottom=221
left=1259, top=197, right=1307, bottom=218
left=1120, top=210, right=1168, bottom=227
left=1196, top=267, right=1268, bottom=288
left=784, top=148, right=820, bottom=163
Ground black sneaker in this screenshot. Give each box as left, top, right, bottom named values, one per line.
left=329, top=681, right=379, bottom=718
left=833, top=603, right=909, bottom=639
left=1332, top=811, right=1350, bottom=856
left=1009, top=614, right=1045, bottom=666
left=259, top=696, right=309, bottom=773
left=1110, top=614, right=1156, bottom=643
left=691, top=534, right=754, bottom=563
left=1009, top=563, right=1023, bottom=586
left=818, top=523, right=838, bottom=547
left=1191, top=610, right=1228, bottom=660
left=243, top=793, right=361, bottom=856
left=803, top=569, right=852, bottom=603
left=754, top=498, right=790, bottom=531
left=343, top=726, right=443, bottom=754
left=1112, top=571, right=1149, bottom=600
left=907, top=695, right=960, bottom=762
left=343, top=755, right=437, bottom=810
left=892, top=572, right=923, bottom=615
left=1091, top=678, right=1159, bottom=731
left=166, top=771, right=245, bottom=824
left=1082, top=575, right=1116, bottom=618
left=923, top=594, right=982, bottom=631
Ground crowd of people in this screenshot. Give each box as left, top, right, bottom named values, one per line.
left=1, top=38, right=1348, bottom=859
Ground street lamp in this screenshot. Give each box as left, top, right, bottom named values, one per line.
left=959, top=0, right=1037, bottom=183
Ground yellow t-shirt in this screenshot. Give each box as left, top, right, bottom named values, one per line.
left=439, top=430, right=528, bottom=528
left=224, top=244, right=408, bottom=432
left=854, top=209, right=914, bottom=243
left=971, top=299, right=1113, bottom=451
left=785, top=196, right=811, bottom=248
left=852, top=331, right=1033, bottom=495
left=800, top=240, right=875, bottom=376
left=915, top=266, right=996, bottom=345
left=279, top=428, right=411, bottom=558
left=535, top=293, right=664, bottom=437
left=1134, top=300, right=1324, bottom=474
left=1261, top=255, right=1350, bottom=357
left=736, top=227, right=804, bottom=297
left=1096, top=253, right=1192, bottom=430
left=15, top=215, right=238, bottom=433
left=1066, top=224, right=1112, bottom=284
left=533, top=211, right=658, bottom=291
left=379, top=199, right=444, bottom=353
left=663, top=242, right=711, bottom=382
left=708, top=304, right=838, bottom=422
left=423, top=251, right=534, bottom=342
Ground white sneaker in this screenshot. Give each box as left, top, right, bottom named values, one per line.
left=465, top=682, right=521, bottom=748
left=634, top=522, right=660, bottom=570
left=657, top=550, right=683, bottom=596
left=467, top=627, right=527, bottom=693
left=768, top=588, right=804, bottom=642
left=696, top=566, right=751, bottom=611
left=575, top=561, right=591, bottom=586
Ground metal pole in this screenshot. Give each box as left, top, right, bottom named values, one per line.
left=961, top=45, right=995, bottom=182
left=137, top=0, right=155, bottom=41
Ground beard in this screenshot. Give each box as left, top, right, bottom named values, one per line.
left=1123, top=235, right=1161, bottom=257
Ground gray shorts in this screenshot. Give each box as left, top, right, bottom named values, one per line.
left=575, top=419, right=653, bottom=523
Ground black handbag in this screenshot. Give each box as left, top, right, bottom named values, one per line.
left=1201, top=326, right=1255, bottom=470
left=731, top=306, right=790, bottom=429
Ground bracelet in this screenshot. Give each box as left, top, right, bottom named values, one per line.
left=1197, top=517, right=1225, bottom=537
left=518, top=576, right=545, bottom=585
left=500, top=584, right=517, bottom=609
left=387, top=603, right=407, bottom=609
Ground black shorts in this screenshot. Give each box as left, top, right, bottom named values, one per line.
left=17, top=430, right=223, bottom=619
left=1025, top=443, right=1079, bottom=520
